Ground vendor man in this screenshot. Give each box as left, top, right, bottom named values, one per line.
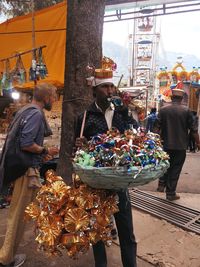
left=75, top=68, right=138, bottom=267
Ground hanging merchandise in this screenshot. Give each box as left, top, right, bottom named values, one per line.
left=29, top=59, right=36, bottom=81
left=1, top=60, right=13, bottom=96
left=37, top=47, right=48, bottom=79
left=0, top=46, right=47, bottom=86
left=25, top=171, right=119, bottom=258
left=29, top=47, right=48, bottom=81
left=11, top=55, right=27, bottom=85
left=29, top=50, right=37, bottom=81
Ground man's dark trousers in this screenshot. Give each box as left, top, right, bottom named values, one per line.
left=92, top=190, right=137, bottom=267
left=159, top=150, right=186, bottom=196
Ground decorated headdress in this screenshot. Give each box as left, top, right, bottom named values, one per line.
left=86, top=57, right=117, bottom=87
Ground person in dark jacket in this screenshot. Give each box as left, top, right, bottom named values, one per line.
left=155, top=83, right=200, bottom=201
left=0, top=83, right=59, bottom=267
left=75, top=69, right=138, bottom=267
left=146, top=107, right=157, bottom=132
left=188, top=111, right=199, bottom=152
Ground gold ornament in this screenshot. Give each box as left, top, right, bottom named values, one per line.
left=95, top=213, right=110, bottom=227
left=25, top=203, right=40, bottom=220
left=36, top=215, right=63, bottom=246
left=25, top=171, right=118, bottom=258
left=64, top=208, right=90, bottom=232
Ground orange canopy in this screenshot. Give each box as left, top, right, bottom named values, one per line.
left=0, top=1, right=67, bottom=89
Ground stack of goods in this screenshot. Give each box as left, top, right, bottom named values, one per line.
left=73, top=129, right=169, bottom=189
left=25, top=170, right=119, bottom=258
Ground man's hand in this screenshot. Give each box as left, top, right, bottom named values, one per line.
left=47, top=146, right=59, bottom=156
left=22, top=144, right=59, bottom=155
left=42, top=154, right=53, bottom=162
left=42, top=146, right=59, bottom=162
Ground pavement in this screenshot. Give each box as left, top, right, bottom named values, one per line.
left=134, top=192, right=200, bottom=267
left=0, top=205, right=153, bottom=267
left=137, top=151, right=200, bottom=194
left=0, top=152, right=200, bottom=267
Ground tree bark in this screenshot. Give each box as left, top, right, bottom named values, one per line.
left=57, top=0, right=105, bottom=183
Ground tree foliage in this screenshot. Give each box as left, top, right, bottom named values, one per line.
left=0, top=0, right=63, bottom=17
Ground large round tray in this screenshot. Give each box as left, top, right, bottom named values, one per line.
left=73, top=162, right=169, bottom=190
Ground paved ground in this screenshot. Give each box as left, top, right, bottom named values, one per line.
left=0, top=206, right=153, bottom=267
left=0, top=152, right=200, bottom=267
left=137, top=152, right=200, bottom=194
left=134, top=198, right=200, bottom=267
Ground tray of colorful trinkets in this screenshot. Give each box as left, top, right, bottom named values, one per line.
left=73, top=128, right=169, bottom=190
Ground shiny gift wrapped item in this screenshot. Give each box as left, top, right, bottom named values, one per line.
left=73, top=129, right=170, bottom=190
left=64, top=208, right=90, bottom=232
left=25, top=171, right=118, bottom=258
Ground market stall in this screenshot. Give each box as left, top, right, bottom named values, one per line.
left=157, top=58, right=200, bottom=113
left=0, top=2, right=66, bottom=91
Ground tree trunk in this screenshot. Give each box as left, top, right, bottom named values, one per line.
left=57, top=0, right=105, bottom=183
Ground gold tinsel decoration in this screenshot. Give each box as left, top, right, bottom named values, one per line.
left=25, top=170, right=119, bottom=258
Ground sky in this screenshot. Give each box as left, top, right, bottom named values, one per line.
left=103, top=10, right=200, bottom=59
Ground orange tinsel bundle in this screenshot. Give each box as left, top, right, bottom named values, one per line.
left=25, top=170, right=119, bottom=258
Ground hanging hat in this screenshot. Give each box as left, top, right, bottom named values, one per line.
left=86, top=68, right=114, bottom=87
left=171, top=81, right=184, bottom=96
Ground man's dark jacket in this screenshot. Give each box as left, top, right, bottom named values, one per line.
left=156, top=101, right=195, bottom=150
left=75, top=102, right=138, bottom=140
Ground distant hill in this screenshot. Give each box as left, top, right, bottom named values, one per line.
left=158, top=52, right=200, bottom=71
left=103, top=41, right=200, bottom=82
